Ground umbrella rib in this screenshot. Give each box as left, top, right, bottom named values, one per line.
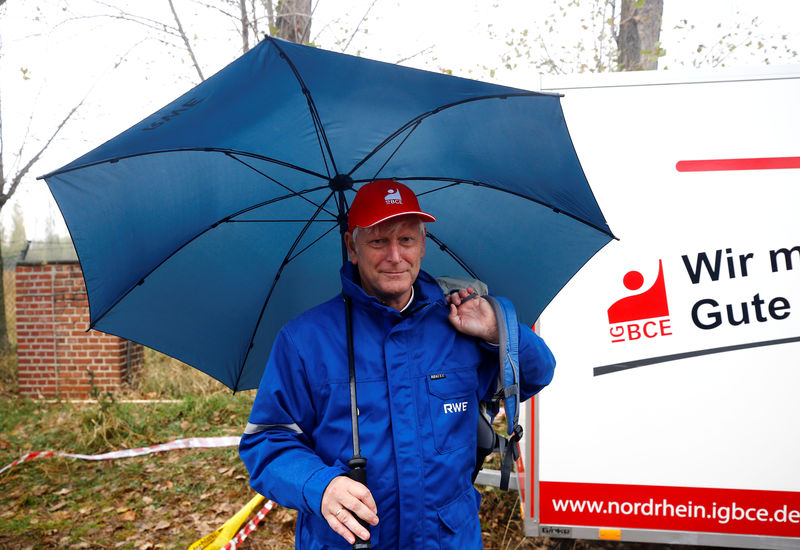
left=387, top=177, right=617, bottom=240
left=229, top=219, right=333, bottom=223
left=267, top=36, right=338, bottom=177
left=368, top=121, right=423, bottom=182
left=226, top=153, right=338, bottom=218
left=286, top=222, right=340, bottom=263
left=232, top=191, right=336, bottom=391
left=349, top=92, right=545, bottom=176
left=426, top=232, right=479, bottom=280
left=40, top=147, right=330, bottom=180
left=87, top=186, right=333, bottom=330
left=217, top=185, right=334, bottom=223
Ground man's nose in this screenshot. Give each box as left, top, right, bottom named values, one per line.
left=385, top=241, right=402, bottom=262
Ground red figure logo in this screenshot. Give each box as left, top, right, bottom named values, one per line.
left=608, top=260, right=672, bottom=343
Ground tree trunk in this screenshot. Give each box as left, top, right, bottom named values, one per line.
left=617, top=0, right=664, bottom=70
left=0, top=243, right=9, bottom=353
left=276, top=0, right=311, bottom=44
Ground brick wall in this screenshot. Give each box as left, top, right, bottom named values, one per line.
left=15, top=263, right=144, bottom=398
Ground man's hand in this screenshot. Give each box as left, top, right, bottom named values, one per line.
left=321, top=475, right=379, bottom=544
left=447, top=287, right=499, bottom=345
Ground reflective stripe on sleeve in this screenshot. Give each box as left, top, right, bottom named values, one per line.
left=244, top=422, right=302, bottom=435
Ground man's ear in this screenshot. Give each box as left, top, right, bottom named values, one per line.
left=345, top=232, right=358, bottom=264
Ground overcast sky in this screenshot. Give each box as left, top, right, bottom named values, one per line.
left=1, top=0, right=798, bottom=240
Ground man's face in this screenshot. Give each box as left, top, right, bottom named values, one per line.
left=345, top=215, right=426, bottom=311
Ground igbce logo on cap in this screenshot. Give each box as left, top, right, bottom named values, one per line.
left=384, top=188, right=402, bottom=205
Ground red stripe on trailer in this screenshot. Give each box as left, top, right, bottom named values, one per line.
left=676, top=156, right=800, bottom=172
left=540, top=481, right=800, bottom=537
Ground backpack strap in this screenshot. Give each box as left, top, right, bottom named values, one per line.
left=435, top=277, right=523, bottom=491
left=486, top=295, right=522, bottom=491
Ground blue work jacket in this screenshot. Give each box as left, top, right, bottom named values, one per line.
left=239, top=264, right=555, bottom=549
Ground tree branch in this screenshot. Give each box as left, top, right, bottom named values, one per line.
left=264, top=0, right=275, bottom=32
left=3, top=97, right=85, bottom=206
left=395, top=45, right=434, bottom=65
left=342, top=0, right=379, bottom=53
left=250, top=0, right=260, bottom=41
left=240, top=0, right=250, bottom=53
left=168, top=0, right=205, bottom=81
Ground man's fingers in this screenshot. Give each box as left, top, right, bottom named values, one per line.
left=326, top=506, right=371, bottom=543
left=446, top=287, right=475, bottom=307
left=321, top=476, right=379, bottom=544
left=326, top=477, right=378, bottom=521
left=343, top=497, right=379, bottom=525
left=346, top=478, right=378, bottom=515
left=325, top=509, right=358, bottom=544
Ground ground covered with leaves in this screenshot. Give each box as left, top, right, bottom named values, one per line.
left=0, top=350, right=543, bottom=549
left=0, top=353, right=726, bottom=549
left=0, top=391, right=545, bottom=549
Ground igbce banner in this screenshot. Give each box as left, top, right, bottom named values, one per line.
left=600, top=205, right=800, bottom=376
left=535, top=72, right=800, bottom=541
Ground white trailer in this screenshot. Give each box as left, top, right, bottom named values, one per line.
left=518, top=66, right=800, bottom=549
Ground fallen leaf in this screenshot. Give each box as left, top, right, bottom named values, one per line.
left=56, top=487, right=72, bottom=495
left=180, top=420, right=190, bottom=431
left=49, top=501, right=67, bottom=512
left=119, top=510, right=136, bottom=522
left=142, top=496, right=154, bottom=505
left=155, top=520, right=171, bottom=530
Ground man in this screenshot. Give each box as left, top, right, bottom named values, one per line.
left=239, top=179, right=555, bottom=549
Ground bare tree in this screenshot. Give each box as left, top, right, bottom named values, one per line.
left=275, top=0, right=312, bottom=44
left=0, top=55, right=85, bottom=353
left=617, top=0, right=664, bottom=70
left=497, top=0, right=795, bottom=76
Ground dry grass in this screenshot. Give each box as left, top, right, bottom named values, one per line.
left=3, top=268, right=16, bottom=346
left=0, top=340, right=728, bottom=549
left=130, top=348, right=231, bottom=399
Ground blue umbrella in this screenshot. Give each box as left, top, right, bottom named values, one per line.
left=41, top=37, right=614, bottom=393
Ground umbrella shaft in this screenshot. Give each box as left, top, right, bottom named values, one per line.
left=344, top=294, right=362, bottom=458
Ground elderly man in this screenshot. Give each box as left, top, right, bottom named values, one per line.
left=239, top=179, right=555, bottom=549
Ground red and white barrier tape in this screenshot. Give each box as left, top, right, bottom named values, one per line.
left=223, top=500, right=276, bottom=550
left=0, top=436, right=241, bottom=475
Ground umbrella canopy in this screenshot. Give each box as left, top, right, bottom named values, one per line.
left=42, top=37, right=614, bottom=391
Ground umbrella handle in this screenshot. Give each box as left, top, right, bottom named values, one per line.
left=339, top=198, right=370, bottom=549
left=347, top=458, right=371, bottom=549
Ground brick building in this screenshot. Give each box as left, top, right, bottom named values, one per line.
left=15, top=242, right=143, bottom=398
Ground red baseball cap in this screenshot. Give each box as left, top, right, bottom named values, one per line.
left=347, top=180, right=436, bottom=233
